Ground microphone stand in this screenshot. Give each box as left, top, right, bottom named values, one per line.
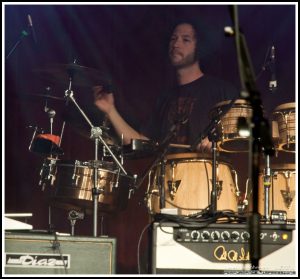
left=263, top=154, right=271, bottom=222
left=229, top=6, right=275, bottom=271
left=6, top=14, right=37, bottom=60
left=6, top=30, right=29, bottom=59
left=64, top=63, right=126, bottom=237
left=191, top=98, right=236, bottom=216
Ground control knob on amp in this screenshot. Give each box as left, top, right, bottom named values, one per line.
left=241, top=231, right=250, bottom=241
left=211, top=231, right=220, bottom=240
left=221, top=231, right=230, bottom=241
left=201, top=231, right=210, bottom=240
left=191, top=230, right=200, bottom=240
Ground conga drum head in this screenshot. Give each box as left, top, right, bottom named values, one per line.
left=210, top=99, right=252, bottom=153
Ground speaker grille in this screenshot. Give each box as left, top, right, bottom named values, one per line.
left=5, top=232, right=116, bottom=274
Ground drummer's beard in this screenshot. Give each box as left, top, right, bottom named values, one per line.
left=170, top=51, right=198, bottom=69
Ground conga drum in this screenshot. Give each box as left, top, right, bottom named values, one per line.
left=210, top=99, right=252, bottom=152
left=272, top=103, right=295, bottom=153
left=146, top=153, right=238, bottom=216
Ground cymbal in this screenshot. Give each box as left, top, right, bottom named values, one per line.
left=23, top=93, right=65, bottom=102
left=33, top=63, right=111, bottom=87
left=62, top=104, right=119, bottom=145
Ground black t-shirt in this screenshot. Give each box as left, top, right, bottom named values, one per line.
left=142, top=75, right=239, bottom=146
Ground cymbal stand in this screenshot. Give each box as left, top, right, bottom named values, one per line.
left=263, top=154, right=271, bottom=222
left=65, top=91, right=127, bottom=174
left=64, top=79, right=126, bottom=237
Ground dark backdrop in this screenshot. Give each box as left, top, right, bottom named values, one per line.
left=4, top=4, right=296, bottom=274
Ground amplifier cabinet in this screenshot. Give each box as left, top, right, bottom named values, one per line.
left=5, top=232, right=116, bottom=274
left=152, top=222, right=295, bottom=274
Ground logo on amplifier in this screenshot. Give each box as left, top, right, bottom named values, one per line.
left=214, top=245, right=250, bottom=262
left=5, top=253, right=70, bottom=269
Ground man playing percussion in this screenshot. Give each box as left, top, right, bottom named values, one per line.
left=93, top=19, right=242, bottom=218
left=93, top=19, right=239, bottom=152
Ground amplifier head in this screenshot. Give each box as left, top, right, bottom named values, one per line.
left=152, top=222, right=295, bottom=274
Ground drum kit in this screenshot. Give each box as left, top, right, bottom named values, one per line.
left=27, top=62, right=296, bottom=235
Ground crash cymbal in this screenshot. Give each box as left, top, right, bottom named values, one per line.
left=33, top=63, right=111, bottom=87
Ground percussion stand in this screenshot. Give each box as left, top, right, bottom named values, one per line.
left=29, top=91, right=64, bottom=232
left=134, top=122, right=179, bottom=212
left=207, top=132, right=219, bottom=215
left=263, top=154, right=271, bottom=222
left=43, top=90, right=67, bottom=232
left=64, top=72, right=127, bottom=237
left=197, top=120, right=222, bottom=216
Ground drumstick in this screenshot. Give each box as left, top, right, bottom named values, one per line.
left=169, top=143, right=191, bottom=149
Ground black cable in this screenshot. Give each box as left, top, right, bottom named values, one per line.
left=153, top=210, right=248, bottom=227
left=137, top=223, right=152, bottom=274
left=50, top=232, right=68, bottom=273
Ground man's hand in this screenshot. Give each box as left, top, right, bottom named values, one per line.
left=196, top=136, right=212, bottom=153
left=93, top=85, right=115, bottom=115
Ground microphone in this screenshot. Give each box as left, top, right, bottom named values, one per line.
left=27, top=14, right=37, bottom=44
left=269, top=45, right=277, bottom=91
